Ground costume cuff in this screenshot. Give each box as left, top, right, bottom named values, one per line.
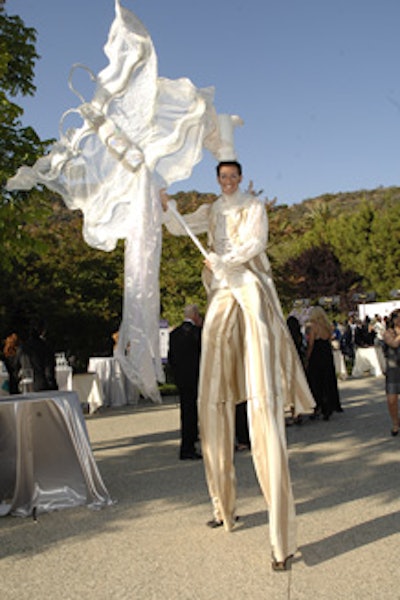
left=208, top=252, right=226, bottom=281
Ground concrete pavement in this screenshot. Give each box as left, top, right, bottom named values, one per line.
left=1, top=374, right=400, bottom=599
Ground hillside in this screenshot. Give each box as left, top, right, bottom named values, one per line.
left=270, top=185, right=400, bottom=225
left=173, top=184, right=400, bottom=222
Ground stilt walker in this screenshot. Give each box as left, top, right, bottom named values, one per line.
left=162, top=114, right=315, bottom=570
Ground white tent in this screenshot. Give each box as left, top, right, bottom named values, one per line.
left=358, top=300, right=400, bottom=320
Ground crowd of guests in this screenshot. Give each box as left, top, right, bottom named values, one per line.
left=338, top=314, right=386, bottom=366
left=286, top=308, right=400, bottom=435
left=288, top=310, right=389, bottom=376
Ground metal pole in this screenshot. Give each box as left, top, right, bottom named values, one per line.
left=167, top=204, right=209, bottom=259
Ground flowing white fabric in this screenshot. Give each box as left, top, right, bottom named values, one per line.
left=7, top=1, right=218, bottom=401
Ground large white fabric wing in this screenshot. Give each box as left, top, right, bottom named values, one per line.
left=7, top=0, right=217, bottom=401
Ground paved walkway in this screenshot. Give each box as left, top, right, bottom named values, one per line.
left=1, top=375, right=400, bottom=599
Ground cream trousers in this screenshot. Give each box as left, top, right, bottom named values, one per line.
left=198, top=283, right=297, bottom=562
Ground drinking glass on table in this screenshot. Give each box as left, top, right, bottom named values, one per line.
left=19, top=368, right=34, bottom=393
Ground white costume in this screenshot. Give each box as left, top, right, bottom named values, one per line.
left=6, top=1, right=217, bottom=402
left=164, top=190, right=315, bottom=564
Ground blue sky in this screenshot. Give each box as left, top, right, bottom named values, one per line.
left=9, top=0, right=400, bottom=205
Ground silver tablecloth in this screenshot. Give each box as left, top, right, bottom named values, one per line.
left=0, top=391, right=112, bottom=517
left=88, top=357, right=139, bottom=406
left=72, top=373, right=104, bottom=414
left=352, top=347, right=385, bottom=377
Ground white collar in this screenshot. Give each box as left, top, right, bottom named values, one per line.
left=221, top=190, right=243, bottom=207
left=217, top=190, right=248, bottom=215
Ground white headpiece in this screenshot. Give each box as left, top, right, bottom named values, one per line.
left=216, top=114, right=243, bottom=160
left=205, top=113, right=244, bottom=162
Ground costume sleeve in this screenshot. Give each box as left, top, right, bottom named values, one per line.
left=162, top=199, right=212, bottom=236
left=221, top=199, right=268, bottom=266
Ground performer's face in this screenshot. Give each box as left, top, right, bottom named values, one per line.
left=217, top=165, right=242, bottom=195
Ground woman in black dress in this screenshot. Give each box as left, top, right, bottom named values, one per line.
left=383, top=310, right=400, bottom=436
left=306, top=306, right=342, bottom=420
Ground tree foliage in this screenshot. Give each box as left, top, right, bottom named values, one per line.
left=282, top=243, right=361, bottom=313
left=328, top=199, right=400, bottom=298
left=0, top=8, right=52, bottom=272
left=0, top=9, right=47, bottom=184
left=0, top=194, right=124, bottom=368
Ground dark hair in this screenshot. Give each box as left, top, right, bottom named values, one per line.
left=216, top=161, right=242, bottom=176
left=3, top=333, right=19, bottom=357
left=387, top=311, right=399, bottom=330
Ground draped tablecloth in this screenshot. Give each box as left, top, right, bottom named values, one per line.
left=56, top=366, right=73, bottom=391
left=352, top=347, right=385, bottom=377
left=0, top=391, right=112, bottom=517
left=72, top=373, right=104, bottom=414
left=333, top=349, right=347, bottom=380
left=88, top=357, right=139, bottom=406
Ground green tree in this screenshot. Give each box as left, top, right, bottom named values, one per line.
left=1, top=195, right=124, bottom=368
left=329, top=201, right=379, bottom=293
left=0, top=8, right=49, bottom=186
left=283, top=243, right=361, bottom=313
left=366, top=201, right=400, bottom=297
left=0, top=7, right=52, bottom=274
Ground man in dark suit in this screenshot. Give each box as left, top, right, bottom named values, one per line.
left=168, top=304, right=202, bottom=460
